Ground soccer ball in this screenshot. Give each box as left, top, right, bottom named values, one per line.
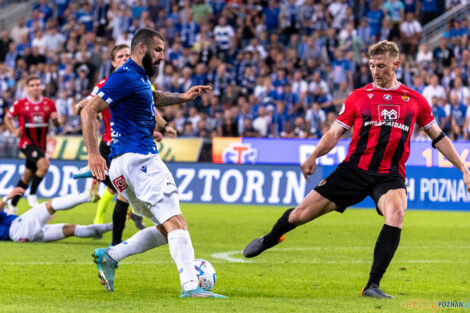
left=194, top=259, right=216, bottom=291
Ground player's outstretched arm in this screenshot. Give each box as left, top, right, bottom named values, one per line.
left=425, top=123, right=470, bottom=192
left=153, top=85, right=212, bottom=107
left=300, top=122, right=347, bottom=182
left=81, top=96, right=109, bottom=181
left=0, top=188, right=25, bottom=211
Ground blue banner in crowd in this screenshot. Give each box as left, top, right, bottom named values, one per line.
left=0, top=159, right=468, bottom=211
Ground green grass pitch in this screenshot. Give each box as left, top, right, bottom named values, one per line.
left=0, top=200, right=469, bottom=313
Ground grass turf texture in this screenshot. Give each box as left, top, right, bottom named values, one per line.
left=0, top=201, right=469, bottom=313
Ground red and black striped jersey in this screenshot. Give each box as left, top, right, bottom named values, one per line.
left=8, top=97, right=57, bottom=151
left=336, top=82, right=435, bottom=178
left=89, top=77, right=112, bottom=144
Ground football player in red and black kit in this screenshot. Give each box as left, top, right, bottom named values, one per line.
left=243, top=41, right=470, bottom=298
left=4, top=75, right=60, bottom=213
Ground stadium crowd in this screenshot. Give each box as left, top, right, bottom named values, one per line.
left=0, top=0, right=469, bottom=141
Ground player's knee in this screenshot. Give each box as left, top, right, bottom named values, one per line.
left=37, top=158, right=49, bottom=174
left=163, top=214, right=187, bottom=232
left=385, top=207, right=405, bottom=225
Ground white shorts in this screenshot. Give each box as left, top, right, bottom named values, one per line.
left=109, top=153, right=181, bottom=226
left=9, top=204, right=51, bottom=242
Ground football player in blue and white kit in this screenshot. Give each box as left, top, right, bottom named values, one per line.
left=81, top=28, right=224, bottom=298
left=0, top=183, right=112, bottom=243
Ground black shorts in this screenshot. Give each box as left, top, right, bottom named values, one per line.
left=20, top=145, right=46, bottom=172
left=314, top=162, right=406, bottom=215
left=99, top=139, right=116, bottom=192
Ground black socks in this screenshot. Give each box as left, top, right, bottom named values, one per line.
left=366, top=224, right=402, bottom=288
left=30, top=175, right=44, bottom=195
left=264, top=208, right=297, bottom=246
left=11, top=179, right=29, bottom=206
left=112, top=199, right=130, bottom=245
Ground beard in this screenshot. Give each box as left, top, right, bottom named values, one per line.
left=142, top=51, right=158, bottom=77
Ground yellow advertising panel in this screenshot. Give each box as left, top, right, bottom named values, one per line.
left=44, top=136, right=202, bottom=162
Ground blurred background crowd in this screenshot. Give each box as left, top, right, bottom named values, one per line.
left=0, top=0, right=469, bottom=141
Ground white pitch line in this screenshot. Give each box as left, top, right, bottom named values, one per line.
left=211, top=251, right=252, bottom=263
left=210, top=248, right=469, bottom=264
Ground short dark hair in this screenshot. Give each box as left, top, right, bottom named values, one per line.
left=26, top=75, right=40, bottom=85
left=131, top=28, right=166, bottom=52
left=110, top=44, right=130, bottom=61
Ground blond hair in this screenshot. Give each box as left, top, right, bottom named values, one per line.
left=367, top=40, right=399, bottom=60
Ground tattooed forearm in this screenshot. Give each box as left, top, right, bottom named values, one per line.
left=153, top=91, right=186, bottom=107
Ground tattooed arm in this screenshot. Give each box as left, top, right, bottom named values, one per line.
left=153, top=85, right=212, bottom=107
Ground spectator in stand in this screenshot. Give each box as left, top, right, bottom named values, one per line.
left=10, top=18, right=29, bottom=44
left=450, top=77, right=470, bottom=103
left=264, top=0, right=280, bottom=34
left=327, top=0, right=349, bottom=30
left=367, top=0, right=384, bottom=41
left=0, top=30, right=13, bottom=62
left=382, top=0, right=404, bottom=40
left=430, top=96, right=448, bottom=132
left=421, top=0, right=440, bottom=25
left=305, top=102, right=326, bottom=138
left=213, top=16, right=234, bottom=58
left=449, top=93, right=467, bottom=140
left=416, top=43, right=433, bottom=69
left=433, top=37, right=454, bottom=76
left=423, top=74, right=446, bottom=104
left=400, top=12, right=422, bottom=56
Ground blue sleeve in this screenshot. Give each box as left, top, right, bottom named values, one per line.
left=97, top=72, right=135, bottom=107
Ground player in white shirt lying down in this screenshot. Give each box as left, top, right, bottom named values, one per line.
left=0, top=181, right=112, bottom=243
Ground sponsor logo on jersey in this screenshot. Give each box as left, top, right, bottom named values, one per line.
left=402, top=94, right=410, bottom=102
left=383, top=94, right=392, bottom=101
left=378, top=105, right=400, bottom=121
left=141, top=165, right=147, bottom=173
left=364, top=104, right=409, bottom=131
left=368, top=94, right=373, bottom=99
left=112, top=175, right=129, bottom=192
left=318, top=179, right=326, bottom=186
left=32, top=114, right=44, bottom=123
left=381, top=109, right=398, bottom=120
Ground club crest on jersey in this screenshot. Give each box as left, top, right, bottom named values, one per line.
left=383, top=94, right=392, bottom=101
left=402, top=94, right=410, bottom=102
